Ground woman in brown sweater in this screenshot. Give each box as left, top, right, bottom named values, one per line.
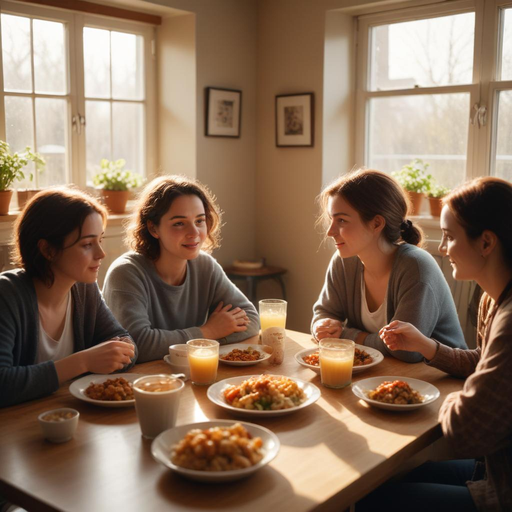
left=359, top=177, right=512, bottom=512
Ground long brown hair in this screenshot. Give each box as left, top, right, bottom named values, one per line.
left=443, top=176, right=512, bottom=269
left=126, top=175, right=222, bottom=260
left=11, top=187, right=107, bottom=286
left=318, top=168, right=424, bottom=246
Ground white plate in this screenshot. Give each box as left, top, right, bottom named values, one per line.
left=163, top=355, right=190, bottom=380
left=218, top=344, right=271, bottom=366
left=69, top=373, right=144, bottom=408
left=207, top=375, right=321, bottom=417
left=151, top=420, right=280, bottom=482
left=295, top=344, right=384, bottom=374
left=352, top=376, right=440, bottom=411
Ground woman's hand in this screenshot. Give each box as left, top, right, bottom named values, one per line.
left=379, top=321, right=437, bottom=360
left=312, top=318, right=343, bottom=342
left=82, top=338, right=135, bottom=374
left=201, top=302, right=249, bottom=339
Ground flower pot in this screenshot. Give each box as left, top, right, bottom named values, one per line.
left=429, top=197, right=443, bottom=217
left=0, top=189, right=13, bottom=215
left=407, top=191, right=424, bottom=215
left=17, top=189, right=41, bottom=210
left=101, top=189, right=130, bottom=214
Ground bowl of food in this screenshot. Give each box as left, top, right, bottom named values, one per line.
left=151, top=420, right=280, bottom=482
left=38, top=408, right=79, bottom=443
left=218, top=344, right=271, bottom=366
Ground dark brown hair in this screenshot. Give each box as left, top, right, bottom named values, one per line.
left=126, top=175, right=222, bottom=260
left=318, top=168, right=424, bottom=246
left=443, top=177, right=512, bottom=269
left=11, top=187, right=107, bottom=286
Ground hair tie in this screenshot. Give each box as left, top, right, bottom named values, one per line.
left=400, top=219, right=413, bottom=232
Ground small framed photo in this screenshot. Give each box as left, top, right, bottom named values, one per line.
left=205, top=87, right=242, bottom=138
left=275, top=93, right=314, bottom=147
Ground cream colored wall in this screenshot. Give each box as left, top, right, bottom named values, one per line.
left=156, top=0, right=258, bottom=266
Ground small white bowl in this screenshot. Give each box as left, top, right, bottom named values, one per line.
left=38, top=408, right=79, bottom=443
left=163, top=355, right=190, bottom=380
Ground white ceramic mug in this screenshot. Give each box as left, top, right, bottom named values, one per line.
left=133, top=375, right=184, bottom=439
left=168, top=344, right=189, bottom=366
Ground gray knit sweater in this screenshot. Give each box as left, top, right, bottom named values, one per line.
left=312, top=244, right=467, bottom=363
left=0, top=269, right=135, bottom=408
left=102, top=251, right=260, bottom=362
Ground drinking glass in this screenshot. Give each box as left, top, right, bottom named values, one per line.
left=319, top=339, right=355, bottom=389
left=186, top=339, right=219, bottom=386
left=259, top=299, right=287, bottom=364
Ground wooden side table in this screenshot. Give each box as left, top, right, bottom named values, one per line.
left=223, top=265, right=287, bottom=304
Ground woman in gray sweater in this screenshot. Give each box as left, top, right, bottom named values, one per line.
left=312, top=169, right=466, bottom=362
left=0, top=188, right=136, bottom=408
left=103, top=176, right=259, bottom=362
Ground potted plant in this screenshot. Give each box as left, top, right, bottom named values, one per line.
left=392, top=159, right=432, bottom=214
left=93, top=158, right=143, bottom=214
left=427, top=183, right=450, bottom=217
left=0, top=140, right=45, bottom=215
left=17, top=157, right=47, bottom=210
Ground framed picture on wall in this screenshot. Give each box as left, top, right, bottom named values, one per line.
left=205, top=87, right=242, bottom=138
left=275, top=93, right=314, bottom=147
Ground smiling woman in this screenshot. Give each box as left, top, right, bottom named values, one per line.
left=102, top=175, right=260, bottom=362
left=0, top=187, right=137, bottom=408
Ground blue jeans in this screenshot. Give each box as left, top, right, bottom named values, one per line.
left=356, top=460, right=479, bottom=512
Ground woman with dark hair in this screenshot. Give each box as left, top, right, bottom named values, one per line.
left=0, top=187, right=136, bottom=408
left=312, top=169, right=466, bottom=362
left=103, top=175, right=259, bottom=362
left=360, top=177, right=512, bottom=511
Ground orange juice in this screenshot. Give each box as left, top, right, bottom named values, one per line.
left=260, top=312, right=286, bottom=331
left=319, top=339, right=355, bottom=389
left=188, top=350, right=218, bottom=385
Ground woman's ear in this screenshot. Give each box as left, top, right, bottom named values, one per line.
left=147, top=221, right=159, bottom=239
left=481, top=230, right=497, bottom=257
left=373, top=215, right=386, bottom=234
left=37, top=239, right=55, bottom=261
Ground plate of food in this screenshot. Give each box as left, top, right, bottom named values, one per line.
left=218, top=344, right=271, bottom=366
left=207, top=374, right=321, bottom=417
left=69, top=373, right=144, bottom=408
left=151, top=420, right=280, bottom=482
left=352, top=376, right=440, bottom=411
left=295, top=344, right=384, bottom=374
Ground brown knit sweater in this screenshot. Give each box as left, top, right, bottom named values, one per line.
left=428, top=293, right=512, bottom=511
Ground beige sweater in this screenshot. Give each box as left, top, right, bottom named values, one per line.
left=429, top=292, right=512, bottom=512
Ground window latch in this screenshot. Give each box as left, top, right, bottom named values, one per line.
left=470, top=104, right=487, bottom=128
left=72, top=114, right=86, bottom=135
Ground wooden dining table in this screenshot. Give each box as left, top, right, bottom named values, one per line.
left=0, top=330, right=464, bottom=512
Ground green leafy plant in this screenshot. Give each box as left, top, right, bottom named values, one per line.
left=427, top=183, right=450, bottom=198
left=0, top=140, right=46, bottom=191
left=93, top=159, right=143, bottom=191
left=392, top=159, right=432, bottom=194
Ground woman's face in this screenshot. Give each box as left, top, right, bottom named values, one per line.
left=439, top=205, right=484, bottom=281
left=50, top=212, right=105, bottom=285
left=327, top=195, right=376, bottom=258
left=150, top=194, right=207, bottom=263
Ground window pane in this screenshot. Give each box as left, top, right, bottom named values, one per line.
left=33, top=19, right=66, bottom=95
left=370, top=13, right=475, bottom=91
left=35, top=98, right=67, bottom=187
left=84, top=28, right=110, bottom=98
left=1, top=14, right=32, bottom=93
left=5, top=96, right=34, bottom=152
left=368, top=93, right=470, bottom=190
left=501, top=8, right=512, bottom=81
left=111, top=31, right=144, bottom=100
left=85, top=100, right=111, bottom=183
left=112, top=102, right=144, bottom=174
left=494, top=90, right=512, bottom=181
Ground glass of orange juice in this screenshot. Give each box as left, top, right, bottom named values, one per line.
left=259, top=299, right=287, bottom=364
left=319, top=339, right=355, bottom=389
left=186, top=339, right=219, bottom=386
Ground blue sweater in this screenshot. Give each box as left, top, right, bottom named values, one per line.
left=0, top=269, right=136, bottom=408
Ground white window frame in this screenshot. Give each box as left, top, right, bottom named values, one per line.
left=355, top=0, right=512, bottom=183
left=0, top=0, right=157, bottom=189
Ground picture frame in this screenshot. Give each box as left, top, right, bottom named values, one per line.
left=205, top=87, right=242, bottom=138
left=275, top=93, right=314, bottom=147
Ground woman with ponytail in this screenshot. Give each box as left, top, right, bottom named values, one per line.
left=312, top=169, right=466, bottom=362
left=360, top=177, right=512, bottom=511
